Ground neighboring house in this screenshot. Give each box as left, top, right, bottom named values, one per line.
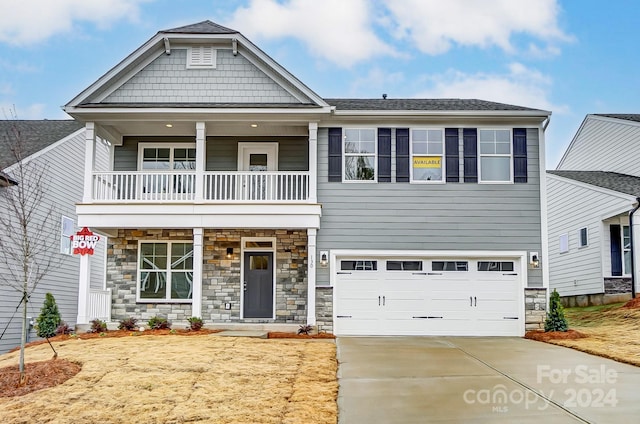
left=547, top=114, right=640, bottom=304
left=64, top=20, right=551, bottom=337
left=0, top=120, right=107, bottom=354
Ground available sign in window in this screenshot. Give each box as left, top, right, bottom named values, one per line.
left=412, top=156, right=442, bottom=181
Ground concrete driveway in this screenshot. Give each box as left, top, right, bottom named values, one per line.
left=337, top=337, right=640, bottom=423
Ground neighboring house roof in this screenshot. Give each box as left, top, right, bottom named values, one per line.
left=0, top=170, right=17, bottom=187
left=161, top=20, right=238, bottom=34
left=593, top=114, right=640, bottom=123
left=547, top=170, right=640, bottom=197
left=325, top=98, right=547, bottom=113
left=0, top=120, right=84, bottom=168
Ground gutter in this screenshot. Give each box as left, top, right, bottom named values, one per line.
left=629, top=198, right=640, bottom=298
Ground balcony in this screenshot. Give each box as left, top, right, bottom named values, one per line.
left=91, top=171, right=310, bottom=203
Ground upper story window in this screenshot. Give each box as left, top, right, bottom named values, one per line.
left=579, top=227, right=588, bottom=248
left=60, top=216, right=75, bottom=255
left=343, top=129, right=376, bottom=182
left=139, top=144, right=196, bottom=171
left=411, top=129, right=444, bottom=183
left=479, top=129, right=512, bottom=183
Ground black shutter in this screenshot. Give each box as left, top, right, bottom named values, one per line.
left=445, top=128, right=459, bottom=182
left=610, top=224, right=623, bottom=276
left=513, top=128, right=528, bottom=183
left=463, top=128, right=477, bottom=183
left=396, top=128, right=410, bottom=182
left=328, top=128, right=342, bottom=182
left=378, top=128, right=391, bottom=182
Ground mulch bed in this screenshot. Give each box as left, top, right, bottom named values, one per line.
left=268, top=332, right=335, bottom=339
left=0, top=359, right=81, bottom=398
left=524, top=329, right=588, bottom=342
left=622, top=296, right=640, bottom=308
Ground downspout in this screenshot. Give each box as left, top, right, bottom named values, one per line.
left=629, top=198, right=640, bottom=298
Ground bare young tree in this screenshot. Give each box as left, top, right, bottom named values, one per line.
left=0, top=119, right=61, bottom=383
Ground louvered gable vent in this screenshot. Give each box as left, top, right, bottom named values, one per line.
left=187, top=46, right=217, bottom=69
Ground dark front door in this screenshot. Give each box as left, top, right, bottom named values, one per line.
left=243, top=252, right=274, bottom=318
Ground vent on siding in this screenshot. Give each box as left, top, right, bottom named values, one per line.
left=187, top=46, right=217, bottom=69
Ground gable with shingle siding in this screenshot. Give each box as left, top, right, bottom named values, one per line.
left=102, top=48, right=304, bottom=105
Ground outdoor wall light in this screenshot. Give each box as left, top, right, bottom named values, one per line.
left=226, top=247, right=233, bottom=258
left=529, top=252, right=540, bottom=269
left=320, top=251, right=328, bottom=267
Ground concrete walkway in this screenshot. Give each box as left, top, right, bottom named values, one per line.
left=337, top=337, right=640, bottom=423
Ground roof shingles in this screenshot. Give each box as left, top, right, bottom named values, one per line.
left=324, top=98, right=547, bottom=112
left=547, top=170, right=640, bottom=197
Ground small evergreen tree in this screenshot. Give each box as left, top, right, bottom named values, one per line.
left=544, top=289, right=568, bottom=332
left=36, top=293, right=61, bottom=338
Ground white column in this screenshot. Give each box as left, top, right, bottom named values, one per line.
left=82, top=122, right=96, bottom=203
left=308, top=122, right=318, bottom=203
left=192, top=228, right=204, bottom=317
left=195, top=122, right=206, bottom=203
left=307, top=228, right=317, bottom=325
left=633, top=216, right=640, bottom=297
left=76, top=254, right=91, bottom=324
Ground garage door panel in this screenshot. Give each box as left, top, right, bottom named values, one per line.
left=334, top=256, right=523, bottom=336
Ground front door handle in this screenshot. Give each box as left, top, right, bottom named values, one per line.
left=383, top=296, right=386, bottom=306
left=470, top=296, right=473, bottom=307
left=474, top=296, right=477, bottom=307
left=378, top=295, right=381, bottom=306
left=243, top=281, right=247, bottom=291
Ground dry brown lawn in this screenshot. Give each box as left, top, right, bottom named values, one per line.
left=545, top=301, right=640, bottom=367
left=0, top=334, right=337, bottom=423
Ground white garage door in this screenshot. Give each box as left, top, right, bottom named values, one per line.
left=334, top=256, right=523, bottom=336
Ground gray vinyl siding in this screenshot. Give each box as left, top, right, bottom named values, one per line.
left=115, top=137, right=308, bottom=171
left=103, top=49, right=304, bottom=104
left=558, top=117, right=640, bottom=176
left=546, top=174, right=633, bottom=296
left=0, top=130, right=107, bottom=353
left=316, top=127, right=543, bottom=287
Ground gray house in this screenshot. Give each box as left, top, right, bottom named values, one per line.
left=64, top=20, right=551, bottom=337
left=548, top=114, right=640, bottom=305
left=0, top=120, right=106, bottom=354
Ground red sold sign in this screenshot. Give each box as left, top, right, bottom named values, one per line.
left=71, top=227, right=100, bottom=255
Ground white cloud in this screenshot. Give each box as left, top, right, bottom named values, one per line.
left=382, top=0, right=571, bottom=55
left=415, top=63, right=567, bottom=113
left=349, top=67, right=405, bottom=96
left=226, top=0, right=396, bottom=68
left=0, top=0, right=151, bottom=45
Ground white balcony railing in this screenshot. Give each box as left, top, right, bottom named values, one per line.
left=91, top=171, right=310, bottom=202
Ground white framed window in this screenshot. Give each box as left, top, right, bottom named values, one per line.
left=60, top=216, right=75, bottom=255
left=559, top=233, right=569, bottom=254
left=138, top=143, right=196, bottom=171
left=411, top=129, right=444, bottom=183
left=343, top=128, right=376, bottom=182
left=138, top=241, right=193, bottom=302
left=187, top=46, right=216, bottom=69
left=579, top=227, right=588, bottom=248
left=623, top=225, right=631, bottom=274
left=479, top=129, right=512, bottom=183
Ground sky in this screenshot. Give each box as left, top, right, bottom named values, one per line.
left=0, top=0, right=637, bottom=168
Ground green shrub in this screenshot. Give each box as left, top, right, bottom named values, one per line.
left=544, top=289, right=569, bottom=332
left=148, top=315, right=171, bottom=330
left=36, top=293, right=62, bottom=338
left=187, top=317, right=203, bottom=331
left=89, top=319, right=107, bottom=333
left=118, top=317, right=138, bottom=331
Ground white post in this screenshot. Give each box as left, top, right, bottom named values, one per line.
left=192, top=228, right=204, bottom=317
left=195, top=122, right=206, bottom=203
left=633, top=217, right=640, bottom=297
left=307, top=228, right=317, bottom=325
left=308, top=122, right=318, bottom=203
left=82, top=122, right=96, bottom=203
left=76, top=254, right=91, bottom=324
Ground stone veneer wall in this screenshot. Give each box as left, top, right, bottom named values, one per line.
left=604, top=278, right=632, bottom=294
left=201, top=229, right=307, bottom=323
left=315, top=287, right=333, bottom=333
left=108, top=229, right=194, bottom=322
left=107, top=229, right=308, bottom=324
left=524, top=288, right=547, bottom=331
